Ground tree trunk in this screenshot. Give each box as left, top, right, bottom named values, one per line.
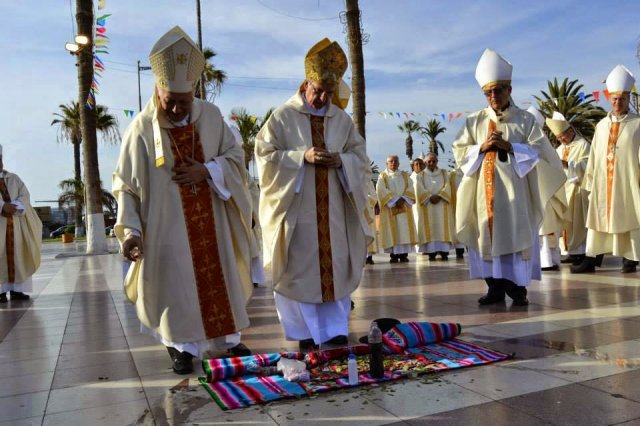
left=76, top=0, right=107, bottom=253
left=196, top=0, right=206, bottom=100
left=72, top=140, right=84, bottom=236
left=345, top=0, right=366, bottom=140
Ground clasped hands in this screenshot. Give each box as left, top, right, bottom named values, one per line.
left=1, top=203, right=17, bottom=217
left=123, top=235, right=143, bottom=261
left=172, top=157, right=209, bottom=186
left=304, top=146, right=342, bottom=168
left=480, top=130, right=512, bottom=154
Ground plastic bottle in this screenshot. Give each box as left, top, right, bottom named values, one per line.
left=348, top=354, right=359, bottom=385
left=368, top=321, right=384, bottom=378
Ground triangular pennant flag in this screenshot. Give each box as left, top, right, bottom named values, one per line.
left=592, top=91, right=600, bottom=102
left=96, top=33, right=110, bottom=39
left=441, top=113, right=445, bottom=121
left=455, top=112, right=462, bottom=118
left=96, top=19, right=106, bottom=26
left=602, top=89, right=610, bottom=101
left=448, top=113, right=454, bottom=122
left=396, top=112, right=401, bottom=119
left=578, top=92, right=586, bottom=103
left=95, top=27, right=106, bottom=34
left=96, top=13, right=112, bottom=21
left=403, top=112, right=409, bottom=118
left=98, top=0, right=106, bottom=9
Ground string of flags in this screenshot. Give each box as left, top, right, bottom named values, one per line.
left=86, top=1, right=111, bottom=110
left=370, top=89, right=634, bottom=123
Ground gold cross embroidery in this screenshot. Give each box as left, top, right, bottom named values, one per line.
left=176, top=53, right=188, bottom=65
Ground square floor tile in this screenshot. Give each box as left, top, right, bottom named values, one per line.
left=0, top=391, right=48, bottom=423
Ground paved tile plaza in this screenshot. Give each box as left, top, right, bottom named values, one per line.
left=2, top=241, right=640, bottom=425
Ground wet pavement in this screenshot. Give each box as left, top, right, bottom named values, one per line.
left=2, top=241, right=640, bottom=425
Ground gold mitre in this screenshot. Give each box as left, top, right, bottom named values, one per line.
left=332, top=79, right=351, bottom=109
left=546, top=111, right=570, bottom=136
left=304, top=38, right=348, bottom=84
left=475, top=48, right=512, bottom=90
left=149, top=26, right=205, bottom=93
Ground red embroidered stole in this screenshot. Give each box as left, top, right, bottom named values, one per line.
left=483, top=120, right=497, bottom=241
left=0, top=178, right=15, bottom=283
left=606, top=122, right=620, bottom=225
left=167, top=125, right=236, bottom=338
left=309, top=115, right=335, bottom=302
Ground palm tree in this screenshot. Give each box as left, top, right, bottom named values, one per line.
left=58, top=178, right=117, bottom=223
left=51, top=102, right=120, bottom=235
left=534, top=77, right=606, bottom=146
left=369, top=161, right=379, bottom=175
left=397, top=120, right=421, bottom=160
left=195, top=47, right=227, bottom=102
left=231, top=107, right=274, bottom=169
left=420, top=119, right=447, bottom=156
left=75, top=0, right=107, bottom=253
left=345, top=0, right=366, bottom=139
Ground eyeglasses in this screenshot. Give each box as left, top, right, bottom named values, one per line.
left=307, top=82, right=335, bottom=98
left=483, top=86, right=508, bottom=97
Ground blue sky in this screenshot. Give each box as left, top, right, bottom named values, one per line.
left=1, top=0, right=639, bottom=204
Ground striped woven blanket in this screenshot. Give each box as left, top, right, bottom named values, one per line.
left=199, top=322, right=510, bottom=410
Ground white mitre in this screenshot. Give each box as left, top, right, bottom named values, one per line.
left=475, top=48, right=513, bottom=89
left=606, top=65, right=635, bottom=94
left=149, top=26, right=205, bottom=93
left=526, top=106, right=545, bottom=127
left=545, top=111, right=570, bottom=136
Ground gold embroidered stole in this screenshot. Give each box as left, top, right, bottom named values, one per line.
left=606, top=122, right=620, bottom=225
left=483, top=120, right=497, bottom=241
left=167, top=125, right=236, bottom=338
left=0, top=178, right=15, bottom=283
left=309, top=116, right=335, bottom=302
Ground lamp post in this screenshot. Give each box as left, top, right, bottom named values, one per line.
left=137, top=60, right=152, bottom=111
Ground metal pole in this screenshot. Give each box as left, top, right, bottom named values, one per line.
left=137, top=62, right=152, bottom=112
left=137, top=60, right=142, bottom=111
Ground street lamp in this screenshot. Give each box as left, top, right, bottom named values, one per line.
left=137, top=60, right=152, bottom=111
left=64, top=34, right=90, bottom=55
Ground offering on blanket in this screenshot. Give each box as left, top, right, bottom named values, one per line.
left=277, top=358, right=310, bottom=382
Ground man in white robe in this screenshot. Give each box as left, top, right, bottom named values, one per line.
left=0, top=144, right=42, bottom=302
left=255, top=38, right=370, bottom=351
left=572, top=65, right=640, bottom=274
left=414, top=153, right=455, bottom=260
left=377, top=155, right=417, bottom=263
left=113, top=26, right=253, bottom=374
left=366, top=180, right=378, bottom=265
left=453, top=49, right=565, bottom=306
left=528, top=108, right=568, bottom=272
left=545, top=113, right=590, bottom=267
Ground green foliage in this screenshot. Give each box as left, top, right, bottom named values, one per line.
left=197, top=47, right=227, bottom=102
left=533, top=77, right=606, bottom=146
left=419, top=119, right=447, bottom=156
left=397, top=120, right=421, bottom=160
left=230, top=107, right=275, bottom=169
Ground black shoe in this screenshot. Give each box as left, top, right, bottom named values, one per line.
left=325, top=335, right=348, bottom=345
left=298, top=338, right=318, bottom=352
left=455, top=248, right=465, bottom=259
left=571, top=257, right=597, bottom=273
left=541, top=265, right=559, bottom=271
left=9, top=291, right=29, bottom=300
left=228, top=343, right=252, bottom=357
left=167, top=347, right=194, bottom=375
left=560, top=255, right=577, bottom=264
left=351, top=300, right=355, bottom=310
left=512, top=297, right=530, bottom=306
left=622, top=258, right=638, bottom=273
left=399, top=254, right=409, bottom=262
left=478, top=294, right=505, bottom=305
left=0, top=293, right=6, bottom=303
left=389, top=254, right=398, bottom=264
left=366, top=256, right=374, bottom=265
left=428, top=253, right=437, bottom=261
left=440, top=253, right=449, bottom=261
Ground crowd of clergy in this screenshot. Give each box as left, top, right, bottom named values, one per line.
left=2, top=25, right=639, bottom=377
